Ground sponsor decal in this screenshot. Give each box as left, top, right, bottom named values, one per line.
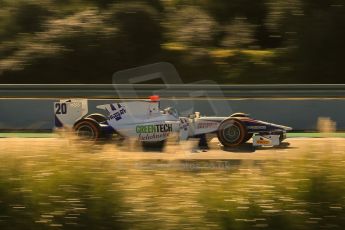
left=256, top=138, right=271, bottom=145
left=248, top=126, right=266, bottom=130
left=110, top=103, right=123, bottom=111
left=197, top=122, right=218, bottom=129
left=136, top=124, right=173, bottom=134
left=108, top=107, right=127, bottom=121
left=139, top=132, right=170, bottom=141
left=180, top=118, right=189, bottom=131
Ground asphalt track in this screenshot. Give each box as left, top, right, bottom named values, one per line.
left=1, top=136, right=344, bottom=160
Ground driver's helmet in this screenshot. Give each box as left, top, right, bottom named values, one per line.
left=164, top=107, right=179, bottom=118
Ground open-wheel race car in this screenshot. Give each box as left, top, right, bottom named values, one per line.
left=54, top=96, right=292, bottom=148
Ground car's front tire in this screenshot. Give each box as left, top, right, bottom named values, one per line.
left=242, top=133, right=253, bottom=144
left=217, top=118, right=247, bottom=147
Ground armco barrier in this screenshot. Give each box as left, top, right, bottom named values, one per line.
left=1, top=84, right=345, bottom=98
left=1, top=84, right=345, bottom=131
left=1, top=98, right=345, bottom=131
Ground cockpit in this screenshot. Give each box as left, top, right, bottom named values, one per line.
left=163, top=107, right=179, bottom=118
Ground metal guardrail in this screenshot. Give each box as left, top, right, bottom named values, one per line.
left=1, top=84, right=345, bottom=98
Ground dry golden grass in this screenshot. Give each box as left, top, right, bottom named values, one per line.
left=1, top=136, right=345, bottom=229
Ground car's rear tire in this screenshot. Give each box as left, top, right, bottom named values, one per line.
left=217, top=118, right=247, bottom=147
left=74, top=118, right=101, bottom=140
left=85, top=113, right=107, bottom=123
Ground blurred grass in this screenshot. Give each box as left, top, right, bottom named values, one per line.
left=0, top=133, right=58, bottom=138
left=1, top=139, right=345, bottom=229
left=2, top=132, right=345, bottom=138
left=0, top=147, right=129, bottom=230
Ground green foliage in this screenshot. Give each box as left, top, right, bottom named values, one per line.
left=0, top=0, right=345, bottom=83
left=201, top=0, right=268, bottom=24
left=0, top=1, right=51, bottom=39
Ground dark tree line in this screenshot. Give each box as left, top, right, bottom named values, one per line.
left=0, top=0, right=345, bottom=83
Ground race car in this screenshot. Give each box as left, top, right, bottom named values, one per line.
left=54, top=96, right=292, bottom=148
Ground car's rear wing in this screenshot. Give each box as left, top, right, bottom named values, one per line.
left=54, top=99, right=88, bottom=128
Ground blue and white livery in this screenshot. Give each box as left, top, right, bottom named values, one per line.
left=54, top=96, right=292, bottom=148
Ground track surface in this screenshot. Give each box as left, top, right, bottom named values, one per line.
left=1, top=137, right=344, bottom=160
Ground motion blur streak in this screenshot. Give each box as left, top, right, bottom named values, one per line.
left=1, top=1, right=345, bottom=84
left=1, top=136, right=345, bottom=229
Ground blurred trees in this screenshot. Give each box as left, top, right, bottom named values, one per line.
left=293, top=0, right=345, bottom=83
left=0, top=0, right=345, bottom=83
left=221, top=18, right=255, bottom=48
left=165, top=6, right=216, bottom=47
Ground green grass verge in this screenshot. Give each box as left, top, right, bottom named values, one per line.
left=287, top=132, right=345, bottom=138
